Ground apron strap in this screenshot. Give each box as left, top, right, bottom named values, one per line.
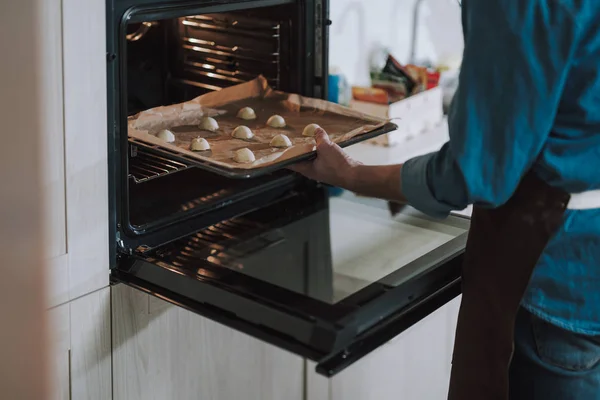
left=448, top=173, right=570, bottom=400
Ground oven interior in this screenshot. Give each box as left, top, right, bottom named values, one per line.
left=117, top=3, right=323, bottom=254
left=126, top=7, right=301, bottom=114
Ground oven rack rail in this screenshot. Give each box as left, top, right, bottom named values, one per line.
left=128, top=140, right=195, bottom=184
left=183, top=14, right=281, bottom=40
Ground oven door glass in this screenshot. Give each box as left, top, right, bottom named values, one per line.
left=113, top=186, right=468, bottom=377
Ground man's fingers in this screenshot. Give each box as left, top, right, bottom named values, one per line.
left=314, top=128, right=331, bottom=147
left=288, top=128, right=329, bottom=179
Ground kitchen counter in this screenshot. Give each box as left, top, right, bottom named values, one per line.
left=345, top=121, right=450, bottom=165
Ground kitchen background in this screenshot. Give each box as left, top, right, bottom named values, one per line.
left=329, top=0, right=463, bottom=85
left=313, top=1, right=468, bottom=398
left=1, top=0, right=469, bottom=399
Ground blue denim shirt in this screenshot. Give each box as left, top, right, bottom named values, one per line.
left=402, top=0, right=600, bottom=334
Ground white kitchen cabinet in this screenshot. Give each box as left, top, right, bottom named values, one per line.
left=41, top=0, right=110, bottom=308
left=40, top=0, right=67, bottom=261
left=48, top=303, right=71, bottom=400
left=111, top=284, right=304, bottom=400
left=47, top=288, right=112, bottom=400
left=306, top=298, right=460, bottom=400
left=39, top=0, right=69, bottom=308
left=70, top=287, right=112, bottom=399
left=306, top=361, right=330, bottom=400
left=62, top=0, right=110, bottom=300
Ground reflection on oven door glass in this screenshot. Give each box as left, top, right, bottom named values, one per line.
left=329, top=197, right=467, bottom=303
left=150, top=193, right=467, bottom=305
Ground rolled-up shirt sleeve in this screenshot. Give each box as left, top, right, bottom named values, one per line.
left=401, top=0, right=579, bottom=218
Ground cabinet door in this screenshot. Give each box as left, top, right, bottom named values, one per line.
left=40, top=0, right=110, bottom=307
left=39, top=0, right=69, bottom=308
left=62, top=0, right=109, bottom=299
left=112, top=284, right=304, bottom=400
left=70, top=287, right=112, bottom=400
left=40, top=0, right=66, bottom=261
left=48, top=288, right=112, bottom=400
left=48, top=304, right=71, bottom=400
left=306, top=298, right=460, bottom=400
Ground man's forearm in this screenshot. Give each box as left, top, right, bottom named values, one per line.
left=342, top=164, right=407, bottom=203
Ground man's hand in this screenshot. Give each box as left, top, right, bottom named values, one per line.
left=289, top=128, right=408, bottom=204
left=288, top=128, right=360, bottom=187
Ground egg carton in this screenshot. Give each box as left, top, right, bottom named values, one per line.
left=350, top=86, right=443, bottom=147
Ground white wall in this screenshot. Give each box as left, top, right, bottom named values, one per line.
left=329, top=0, right=464, bottom=85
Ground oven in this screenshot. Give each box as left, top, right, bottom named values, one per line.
left=107, top=0, right=469, bottom=377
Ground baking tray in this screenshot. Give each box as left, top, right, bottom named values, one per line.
left=128, top=121, right=397, bottom=179
left=128, top=76, right=398, bottom=179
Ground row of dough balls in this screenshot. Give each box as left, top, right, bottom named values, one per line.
left=234, top=107, right=319, bottom=146
left=237, top=107, right=285, bottom=129
left=230, top=125, right=294, bottom=148
left=232, top=121, right=320, bottom=164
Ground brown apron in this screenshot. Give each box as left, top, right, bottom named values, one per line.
left=447, top=172, right=571, bottom=400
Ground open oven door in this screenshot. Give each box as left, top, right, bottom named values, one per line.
left=112, top=187, right=468, bottom=377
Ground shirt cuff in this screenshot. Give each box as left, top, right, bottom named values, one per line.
left=401, top=152, right=453, bottom=219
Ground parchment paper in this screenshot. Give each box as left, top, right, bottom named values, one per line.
left=128, top=76, right=388, bottom=170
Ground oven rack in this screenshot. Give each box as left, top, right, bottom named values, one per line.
left=179, top=13, right=281, bottom=91
left=182, top=37, right=279, bottom=63
left=128, top=140, right=195, bottom=183
left=183, top=14, right=281, bottom=40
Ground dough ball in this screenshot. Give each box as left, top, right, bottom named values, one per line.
left=302, top=123, right=321, bottom=137
left=156, top=129, right=175, bottom=143
left=270, top=134, right=292, bottom=148
left=233, top=148, right=256, bottom=164
left=232, top=125, right=254, bottom=139
left=190, top=137, right=210, bottom=151
left=199, top=117, right=219, bottom=132
left=237, top=107, right=257, bottom=120
left=266, top=115, right=286, bottom=128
